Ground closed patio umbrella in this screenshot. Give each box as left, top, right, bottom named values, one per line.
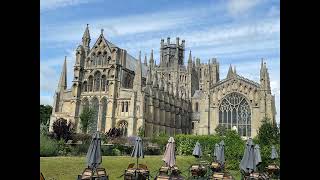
left=163, top=137, right=176, bottom=168
left=131, top=136, right=144, bottom=168
left=240, top=138, right=255, bottom=173
left=254, top=144, right=262, bottom=171
left=217, top=140, right=225, bottom=165
left=86, top=132, right=102, bottom=172
left=192, top=141, right=202, bottom=158
left=271, top=145, right=278, bottom=160
left=213, top=143, right=220, bottom=161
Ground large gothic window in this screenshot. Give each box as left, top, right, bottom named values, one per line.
left=82, top=81, right=87, bottom=92
left=100, top=98, right=107, bottom=132
left=88, top=76, right=93, bottom=92
left=219, top=92, right=251, bottom=137
left=89, top=97, right=99, bottom=133
left=101, top=75, right=107, bottom=91
left=94, top=71, right=101, bottom=91
left=118, top=120, right=128, bottom=137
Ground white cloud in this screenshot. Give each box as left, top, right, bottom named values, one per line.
left=40, top=0, right=96, bottom=12
left=40, top=48, right=76, bottom=96
left=227, top=0, right=261, bottom=17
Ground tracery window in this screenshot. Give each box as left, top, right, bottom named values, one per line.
left=219, top=92, right=251, bottom=137
left=118, top=120, right=128, bottom=137
left=94, top=71, right=101, bottom=91
left=101, top=75, right=107, bottom=91
left=88, top=76, right=93, bottom=92
left=82, top=81, right=87, bottom=92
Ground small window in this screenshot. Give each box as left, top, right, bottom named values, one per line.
left=195, top=102, right=199, bottom=112
left=125, top=102, right=129, bottom=112
left=192, top=122, right=195, bottom=129
left=121, top=102, right=125, bottom=112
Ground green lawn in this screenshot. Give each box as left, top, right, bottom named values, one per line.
left=40, top=156, right=241, bottom=180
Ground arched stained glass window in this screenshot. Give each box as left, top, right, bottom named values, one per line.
left=218, top=92, right=251, bottom=137
left=88, top=76, right=93, bottom=92
left=89, top=98, right=99, bottom=133
left=101, top=75, right=107, bottom=91
left=82, top=81, right=87, bottom=92
left=94, top=71, right=101, bottom=91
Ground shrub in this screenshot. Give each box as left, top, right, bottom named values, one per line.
left=71, top=133, right=92, bottom=144
left=222, top=130, right=245, bottom=170
left=52, top=118, right=74, bottom=141
left=70, top=143, right=90, bottom=156
left=40, top=134, right=58, bottom=157
left=112, top=148, right=121, bottom=156
left=150, top=133, right=169, bottom=154
left=57, top=139, right=72, bottom=156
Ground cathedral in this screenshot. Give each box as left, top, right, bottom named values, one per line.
left=49, top=25, right=276, bottom=138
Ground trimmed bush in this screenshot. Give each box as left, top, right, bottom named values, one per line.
left=40, top=134, right=58, bottom=157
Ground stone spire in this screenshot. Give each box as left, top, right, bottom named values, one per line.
left=149, top=49, right=154, bottom=67
left=82, top=24, right=90, bottom=49
left=133, top=51, right=142, bottom=91
left=146, top=64, right=152, bottom=85
left=233, top=65, right=237, bottom=75
left=152, top=71, right=158, bottom=88
left=144, top=54, right=148, bottom=66
left=58, top=56, right=67, bottom=91
left=188, top=50, right=192, bottom=71
left=227, top=64, right=234, bottom=79
left=260, top=60, right=271, bottom=93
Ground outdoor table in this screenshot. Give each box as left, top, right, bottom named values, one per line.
left=124, top=168, right=150, bottom=180
left=212, top=172, right=233, bottom=180
left=190, top=164, right=207, bottom=177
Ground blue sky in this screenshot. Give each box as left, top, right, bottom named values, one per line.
left=40, top=0, right=280, bottom=123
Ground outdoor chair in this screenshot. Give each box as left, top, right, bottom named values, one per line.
left=40, top=172, right=45, bottom=180
left=78, top=168, right=94, bottom=180
left=266, top=164, right=280, bottom=179
left=127, top=163, right=135, bottom=169
left=212, top=171, right=233, bottom=180
left=96, top=168, right=109, bottom=179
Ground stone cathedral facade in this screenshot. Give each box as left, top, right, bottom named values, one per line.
left=49, top=25, right=276, bottom=138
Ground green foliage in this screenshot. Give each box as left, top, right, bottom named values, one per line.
left=71, top=133, right=92, bottom=144
left=175, top=134, right=220, bottom=156
left=215, top=124, right=227, bottom=136
left=79, top=107, right=96, bottom=133
left=112, top=148, right=122, bottom=156
left=138, top=126, right=145, bottom=137
left=40, top=134, right=58, bottom=157
left=222, top=130, right=245, bottom=170
left=256, top=117, right=280, bottom=146
left=150, top=133, right=169, bottom=153
left=70, top=143, right=90, bottom=156
left=40, top=104, right=52, bottom=125
left=40, top=123, right=49, bottom=135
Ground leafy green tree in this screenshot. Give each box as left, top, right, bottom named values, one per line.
left=256, top=117, right=280, bottom=146
left=215, top=124, right=227, bottom=136
left=138, top=126, right=145, bottom=137
left=79, top=107, right=96, bottom=133
left=40, top=104, right=52, bottom=125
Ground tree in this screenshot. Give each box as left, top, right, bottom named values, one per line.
left=215, top=124, right=227, bottom=136
left=52, top=118, right=74, bottom=141
left=256, top=117, right=280, bottom=146
left=40, top=104, right=52, bottom=125
left=138, top=126, right=145, bottom=137
left=79, top=107, right=96, bottom=133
